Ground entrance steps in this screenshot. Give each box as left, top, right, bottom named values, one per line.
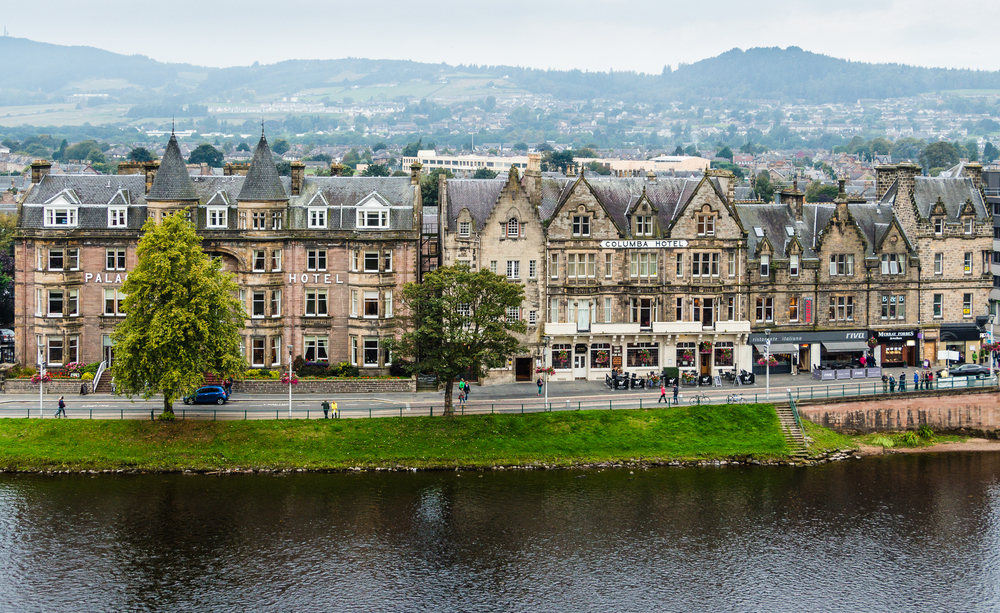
left=94, top=376, right=113, bottom=394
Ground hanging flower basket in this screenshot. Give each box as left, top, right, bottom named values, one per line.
left=757, top=356, right=778, bottom=366
left=699, top=342, right=712, bottom=354
left=681, top=352, right=694, bottom=362
left=31, top=373, right=52, bottom=384
left=867, top=337, right=879, bottom=348
left=556, top=350, right=569, bottom=361
left=537, top=366, right=556, bottom=376
left=720, top=349, right=733, bottom=360
left=280, top=373, right=299, bottom=385
left=595, top=350, right=609, bottom=366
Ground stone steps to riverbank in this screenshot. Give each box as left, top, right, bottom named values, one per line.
left=774, top=404, right=808, bottom=457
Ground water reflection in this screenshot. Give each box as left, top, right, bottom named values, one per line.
left=0, top=453, right=999, bottom=612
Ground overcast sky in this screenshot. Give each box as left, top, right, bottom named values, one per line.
left=7, top=0, right=999, bottom=73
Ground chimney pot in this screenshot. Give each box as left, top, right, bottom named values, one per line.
left=290, top=161, right=305, bottom=196
left=410, top=162, right=422, bottom=185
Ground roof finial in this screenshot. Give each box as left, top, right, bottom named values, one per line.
left=261, top=118, right=265, bottom=139
left=171, top=116, right=175, bottom=136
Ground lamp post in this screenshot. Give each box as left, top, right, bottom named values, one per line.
left=764, top=329, right=771, bottom=401
left=37, top=343, right=45, bottom=418
left=542, top=335, right=551, bottom=410
left=989, top=314, right=996, bottom=384
left=287, top=344, right=293, bottom=418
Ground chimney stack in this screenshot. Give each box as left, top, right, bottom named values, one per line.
left=143, top=161, right=159, bottom=194
left=964, top=162, right=984, bottom=197
left=30, top=159, right=52, bottom=185
left=525, top=153, right=542, bottom=208
left=116, top=161, right=143, bottom=176
left=646, top=170, right=657, bottom=184
left=290, top=161, right=305, bottom=196
left=780, top=179, right=804, bottom=222
left=410, top=161, right=422, bottom=185
left=330, top=163, right=344, bottom=177
left=875, top=164, right=896, bottom=200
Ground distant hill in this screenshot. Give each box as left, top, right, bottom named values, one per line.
left=1, top=36, right=1000, bottom=108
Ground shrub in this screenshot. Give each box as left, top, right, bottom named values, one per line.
left=20, top=367, right=36, bottom=378
left=159, top=411, right=177, bottom=421
left=663, top=367, right=679, bottom=379
left=870, top=435, right=894, bottom=449
left=898, top=431, right=921, bottom=446
left=299, top=361, right=330, bottom=377
left=83, top=361, right=102, bottom=374
left=292, top=355, right=305, bottom=372
left=81, top=372, right=94, bottom=381
left=245, top=369, right=261, bottom=379
left=917, top=424, right=934, bottom=440
left=389, top=358, right=411, bottom=377
left=330, top=361, right=360, bottom=378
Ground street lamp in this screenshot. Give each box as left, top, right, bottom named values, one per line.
left=287, top=344, right=293, bottom=418
left=37, top=343, right=45, bottom=418
left=542, top=335, right=551, bottom=410
left=989, top=314, right=996, bottom=384
left=764, top=329, right=771, bottom=401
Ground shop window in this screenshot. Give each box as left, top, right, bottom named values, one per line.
left=676, top=342, right=696, bottom=368
left=714, top=341, right=734, bottom=367
left=627, top=342, right=658, bottom=368
left=552, top=344, right=572, bottom=370
left=590, top=342, right=611, bottom=369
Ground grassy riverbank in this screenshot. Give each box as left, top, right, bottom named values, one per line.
left=0, top=404, right=789, bottom=471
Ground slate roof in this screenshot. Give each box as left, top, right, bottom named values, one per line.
left=237, top=135, right=287, bottom=201
left=19, top=174, right=149, bottom=229
left=581, top=177, right=693, bottom=236
left=147, top=134, right=199, bottom=201
left=445, top=178, right=507, bottom=231
left=912, top=177, right=988, bottom=221
left=290, top=176, right=417, bottom=231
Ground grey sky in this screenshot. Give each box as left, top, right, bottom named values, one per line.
left=7, top=0, right=998, bottom=73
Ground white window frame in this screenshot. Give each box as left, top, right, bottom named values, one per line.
left=271, top=289, right=282, bottom=317
left=384, top=250, right=393, bottom=272
left=789, top=254, right=799, bottom=277
left=459, top=221, right=471, bottom=237
left=305, top=288, right=329, bottom=317
left=506, top=260, right=520, bottom=279
left=384, top=290, right=393, bottom=318
left=271, top=249, right=282, bottom=272
left=529, top=260, right=537, bottom=279
left=363, top=251, right=380, bottom=273
left=44, top=207, right=78, bottom=228
left=309, top=209, right=328, bottom=229
left=760, top=255, right=769, bottom=278
left=363, top=290, right=379, bottom=319
left=108, top=207, right=127, bottom=228
left=207, top=207, right=228, bottom=229
left=362, top=337, right=380, bottom=367
left=252, top=250, right=266, bottom=272
left=934, top=253, right=943, bottom=275
left=307, top=249, right=327, bottom=272
left=964, top=252, right=973, bottom=274
left=933, top=293, right=943, bottom=318
left=357, top=209, right=389, bottom=229
left=47, top=290, right=64, bottom=318
left=251, top=290, right=266, bottom=319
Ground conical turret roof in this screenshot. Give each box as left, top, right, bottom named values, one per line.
left=238, top=134, right=287, bottom=201
left=147, top=134, right=199, bottom=201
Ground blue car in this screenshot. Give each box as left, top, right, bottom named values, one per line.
left=183, top=385, right=229, bottom=405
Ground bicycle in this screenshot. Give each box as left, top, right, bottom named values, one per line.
left=690, top=393, right=713, bottom=405
left=726, top=394, right=746, bottom=404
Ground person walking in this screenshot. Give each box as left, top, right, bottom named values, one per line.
left=658, top=382, right=667, bottom=403
left=54, top=396, right=66, bottom=419
left=331, top=400, right=338, bottom=419
left=927, top=371, right=934, bottom=390
left=914, top=371, right=919, bottom=390
left=224, top=377, right=233, bottom=396
left=536, top=377, right=543, bottom=396
left=321, top=399, right=330, bottom=419
left=899, top=372, right=907, bottom=392
left=672, top=381, right=679, bottom=405
left=882, top=373, right=888, bottom=393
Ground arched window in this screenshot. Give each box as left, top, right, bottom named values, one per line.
left=507, top=218, right=519, bottom=237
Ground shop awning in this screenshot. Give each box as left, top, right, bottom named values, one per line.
left=822, top=341, right=869, bottom=352
left=753, top=343, right=799, bottom=354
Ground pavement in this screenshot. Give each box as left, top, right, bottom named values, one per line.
left=3, top=370, right=988, bottom=420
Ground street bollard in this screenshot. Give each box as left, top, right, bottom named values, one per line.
left=150, top=410, right=154, bottom=421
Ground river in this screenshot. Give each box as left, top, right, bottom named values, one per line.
left=1, top=453, right=999, bottom=612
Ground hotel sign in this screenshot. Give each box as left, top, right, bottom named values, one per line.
left=600, top=240, right=689, bottom=249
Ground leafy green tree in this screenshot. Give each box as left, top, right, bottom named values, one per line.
left=484, top=95, right=496, bottom=111
left=64, top=140, right=102, bottom=162
left=890, top=137, right=925, bottom=162
left=965, top=140, right=979, bottom=161
left=543, top=150, right=574, bottom=172
left=684, top=144, right=700, bottom=157
left=673, top=145, right=685, bottom=155
left=983, top=142, right=999, bottom=163
left=716, top=146, right=734, bottom=161
left=739, top=142, right=757, bottom=155
left=128, top=147, right=155, bottom=162
left=805, top=181, right=839, bottom=202
left=755, top=171, right=775, bottom=203
left=402, top=139, right=423, bottom=157
left=574, top=147, right=597, bottom=158
left=472, top=167, right=497, bottom=179
left=387, top=265, right=526, bottom=416
left=188, top=143, right=224, bottom=167
left=372, top=142, right=387, bottom=152
left=341, top=148, right=361, bottom=169
left=919, top=141, right=960, bottom=170
left=361, top=164, right=390, bottom=177
left=511, top=142, right=529, bottom=151
left=271, top=139, right=290, bottom=155
left=420, top=168, right=454, bottom=208
left=236, top=142, right=251, bottom=152
left=586, top=161, right=611, bottom=175
left=111, top=212, right=247, bottom=415
left=710, top=161, right=744, bottom=180
left=869, top=137, right=892, bottom=156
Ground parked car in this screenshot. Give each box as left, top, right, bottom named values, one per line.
left=0, top=329, right=13, bottom=343
left=183, top=385, right=229, bottom=405
left=937, top=364, right=992, bottom=378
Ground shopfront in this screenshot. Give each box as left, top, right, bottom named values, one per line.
left=870, top=329, right=919, bottom=367
left=747, top=330, right=870, bottom=374
left=938, top=323, right=987, bottom=365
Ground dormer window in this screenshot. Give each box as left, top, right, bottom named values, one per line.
left=697, top=215, right=715, bottom=236
left=507, top=218, right=520, bottom=238
left=207, top=207, right=228, bottom=229
left=108, top=207, right=127, bottom=228
left=881, top=254, right=906, bottom=275
left=44, top=207, right=78, bottom=227
left=572, top=215, right=590, bottom=237
left=635, top=216, right=652, bottom=236
left=760, top=255, right=770, bottom=277
left=934, top=218, right=943, bottom=235
left=310, top=209, right=328, bottom=228
left=357, top=210, right=388, bottom=229
left=459, top=221, right=471, bottom=236
left=964, top=219, right=974, bottom=234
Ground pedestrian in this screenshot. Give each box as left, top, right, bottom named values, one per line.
left=672, top=381, right=679, bottom=405
left=54, top=395, right=66, bottom=419
left=899, top=372, right=907, bottom=392
left=973, top=350, right=979, bottom=364
left=927, top=371, right=934, bottom=390
left=913, top=371, right=919, bottom=390
left=321, top=399, right=330, bottom=419
left=331, top=400, right=338, bottom=419
left=536, top=376, right=543, bottom=396
left=860, top=354, right=867, bottom=367
left=459, top=390, right=466, bottom=406
left=658, top=382, right=667, bottom=403
left=889, top=374, right=896, bottom=392
left=882, top=373, right=888, bottom=393
left=458, top=378, right=465, bottom=398
left=463, top=381, right=470, bottom=400
left=224, top=377, right=233, bottom=396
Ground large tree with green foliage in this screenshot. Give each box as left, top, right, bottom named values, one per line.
left=128, top=147, right=155, bottom=162
left=919, top=141, right=960, bottom=170
left=472, top=167, right=498, bottom=179
left=420, top=168, right=454, bottom=208
left=361, top=164, right=390, bottom=177
left=188, top=143, right=224, bottom=167
left=402, top=139, right=423, bottom=157
left=111, top=212, right=247, bottom=415
left=805, top=181, right=839, bottom=203
left=387, top=265, right=526, bottom=416
left=754, top=171, right=775, bottom=203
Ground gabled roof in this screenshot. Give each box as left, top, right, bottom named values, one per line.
left=445, top=178, right=507, bottom=231
left=237, top=135, right=287, bottom=202
left=148, top=134, right=199, bottom=201
left=879, top=176, right=989, bottom=223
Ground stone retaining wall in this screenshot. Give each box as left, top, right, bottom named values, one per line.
left=797, top=387, right=1000, bottom=434
left=5, top=379, right=91, bottom=394
left=233, top=377, right=416, bottom=394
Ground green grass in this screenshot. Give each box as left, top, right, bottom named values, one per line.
left=802, top=420, right=855, bottom=454
left=0, top=404, right=788, bottom=472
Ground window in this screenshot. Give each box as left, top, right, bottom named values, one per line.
left=829, top=254, right=854, bottom=276
left=828, top=296, right=855, bottom=321
left=676, top=342, right=695, bottom=367
left=964, top=252, right=973, bottom=274
left=880, top=294, right=906, bottom=320
left=47, top=337, right=63, bottom=366
left=529, top=260, right=537, bottom=279
left=568, top=254, right=596, bottom=279
left=551, top=343, right=572, bottom=369
left=963, top=294, right=973, bottom=318
left=880, top=254, right=906, bottom=275
left=728, top=251, right=736, bottom=277
left=759, top=255, right=770, bottom=278
left=635, top=216, right=652, bottom=236
left=604, top=297, right=612, bottom=323
left=590, top=342, right=611, bottom=369
left=604, top=253, right=612, bottom=278
left=351, top=250, right=359, bottom=272
left=252, top=250, right=265, bottom=272
left=626, top=342, right=659, bottom=368
left=490, top=260, right=498, bottom=274
left=270, top=290, right=281, bottom=317
left=550, top=254, right=559, bottom=279
left=106, top=249, right=127, bottom=271
left=251, top=291, right=265, bottom=318
left=459, top=221, right=471, bottom=236
left=67, top=248, right=79, bottom=271
left=238, top=211, right=246, bottom=230
left=629, top=253, right=657, bottom=279
left=384, top=250, right=393, bottom=272
left=47, top=290, right=63, bottom=317
left=270, top=336, right=282, bottom=366
left=934, top=218, right=943, bottom=235
left=310, top=209, right=327, bottom=228
left=506, top=306, right=520, bottom=321
left=964, top=218, right=974, bottom=234
left=104, top=288, right=126, bottom=316
left=789, top=296, right=799, bottom=322
left=384, top=290, right=393, bottom=318
left=66, top=336, right=78, bottom=365
left=691, top=253, right=719, bottom=277
left=251, top=211, right=266, bottom=230
left=506, top=260, right=520, bottom=279
left=755, top=297, right=773, bottom=322
left=350, top=289, right=359, bottom=317
left=789, top=254, right=799, bottom=277
left=364, top=251, right=380, bottom=272
left=697, top=214, right=715, bottom=236
left=934, top=253, right=943, bottom=275
left=548, top=297, right=559, bottom=323
left=507, top=218, right=519, bottom=237
left=305, top=289, right=328, bottom=316
left=676, top=253, right=683, bottom=277
left=572, top=215, right=590, bottom=237
left=44, top=208, right=77, bottom=227
left=364, top=291, right=379, bottom=318
left=357, top=210, right=388, bottom=228
left=251, top=337, right=266, bottom=366
left=676, top=297, right=683, bottom=321
left=350, top=337, right=358, bottom=365
left=271, top=249, right=282, bottom=272
left=108, top=207, right=127, bottom=228
left=726, top=295, right=736, bottom=321
left=207, top=207, right=227, bottom=228
left=67, top=289, right=78, bottom=317
left=363, top=338, right=379, bottom=367
left=271, top=211, right=283, bottom=230
left=933, top=294, right=943, bottom=318
left=630, top=298, right=653, bottom=328
left=307, top=249, right=327, bottom=272
left=304, top=336, right=329, bottom=362
left=48, top=248, right=64, bottom=271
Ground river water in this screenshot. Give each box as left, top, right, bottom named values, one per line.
left=1, top=453, right=999, bottom=613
